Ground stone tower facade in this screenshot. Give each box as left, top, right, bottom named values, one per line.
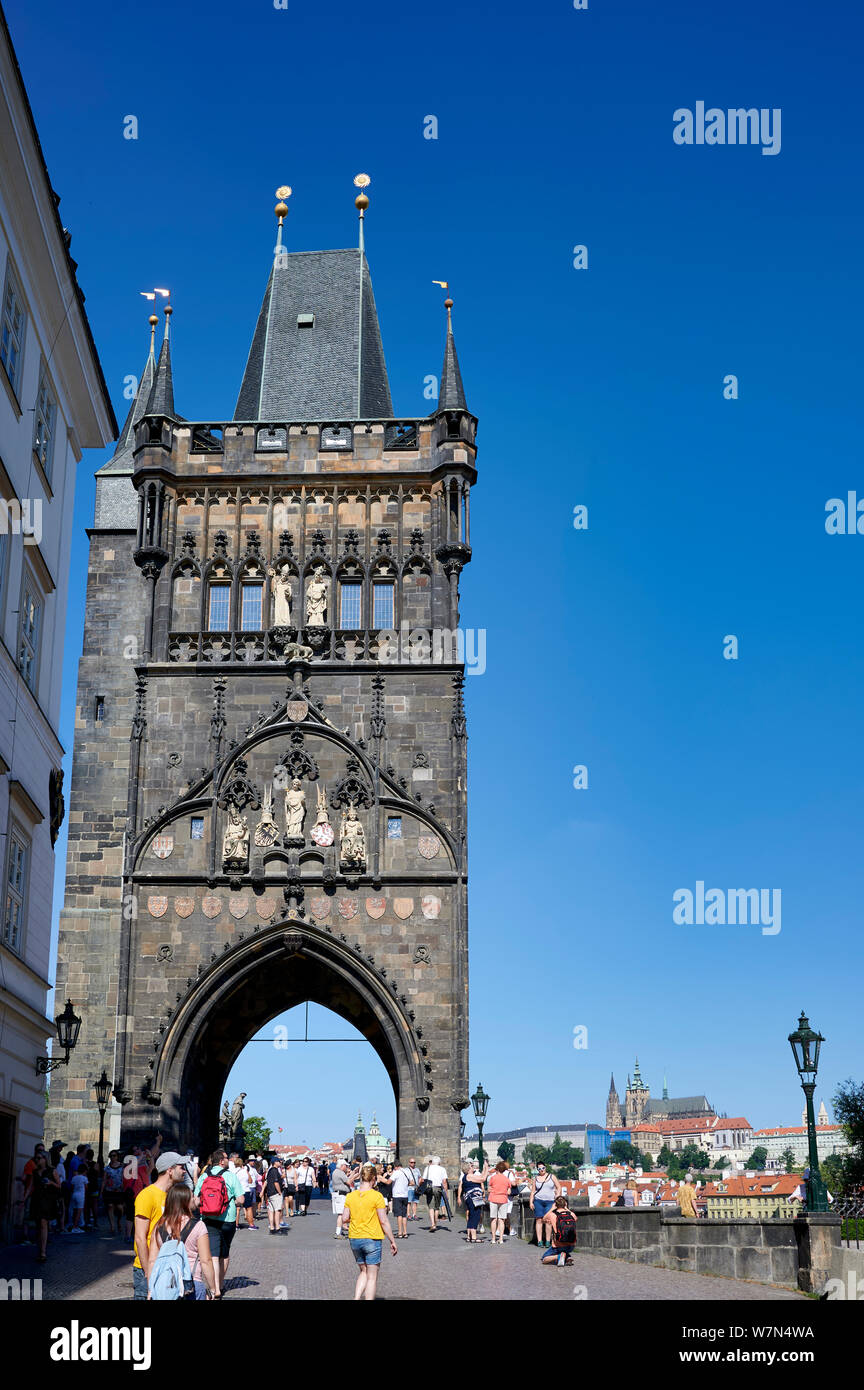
left=45, top=203, right=475, bottom=1173
left=605, top=1074, right=623, bottom=1131
left=624, top=1059, right=650, bottom=1129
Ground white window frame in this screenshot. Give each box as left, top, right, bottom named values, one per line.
left=240, top=582, right=263, bottom=631
left=3, top=821, right=30, bottom=954
left=372, top=580, right=394, bottom=630
left=207, top=583, right=231, bottom=631
left=33, top=366, right=58, bottom=483
left=0, top=262, right=26, bottom=396
left=339, top=579, right=362, bottom=629
left=17, top=567, right=42, bottom=693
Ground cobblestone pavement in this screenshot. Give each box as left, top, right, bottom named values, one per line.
left=1, top=1202, right=805, bottom=1301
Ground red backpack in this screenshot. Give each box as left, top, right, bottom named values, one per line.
left=198, top=1165, right=229, bottom=1217
left=555, top=1208, right=578, bottom=1247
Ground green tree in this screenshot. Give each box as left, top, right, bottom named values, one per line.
left=832, top=1078, right=864, bottom=1191
left=241, top=1116, right=272, bottom=1155
left=497, top=1141, right=516, bottom=1164
left=678, top=1143, right=711, bottom=1172
left=745, top=1145, right=768, bottom=1171
left=609, top=1139, right=638, bottom=1165
left=658, top=1143, right=674, bottom=1169
left=523, top=1142, right=551, bottom=1166
left=715, top=1155, right=730, bottom=1170
left=780, top=1147, right=797, bottom=1174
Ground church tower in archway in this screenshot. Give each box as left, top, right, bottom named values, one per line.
left=44, top=183, right=476, bottom=1172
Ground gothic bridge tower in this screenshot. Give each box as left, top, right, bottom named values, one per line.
left=45, top=184, right=476, bottom=1171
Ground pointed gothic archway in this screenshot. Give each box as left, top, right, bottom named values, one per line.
left=144, top=917, right=430, bottom=1159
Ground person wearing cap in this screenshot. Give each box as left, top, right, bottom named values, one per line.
left=132, top=1151, right=187, bottom=1299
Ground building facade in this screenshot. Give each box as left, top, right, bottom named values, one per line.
left=0, top=12, right=114, bottom=1234
left=753, top=1125, right=849, bottom=1166
left=44, top=189, right=474, bottom=1173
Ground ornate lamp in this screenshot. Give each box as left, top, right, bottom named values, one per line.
left=787, top=1011, right=829, bottom=1213
left=36, top=999, right=81, bottom=1074
left=471, top=1082, right=490, bottom=1166
left=94, top=1069, right=112, bottom=1170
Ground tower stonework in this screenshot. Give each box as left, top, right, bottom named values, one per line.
left=624, top=1058, right=650, bottom=1129
left=605, top=1073, right=623, bottom=1131
left=45, top=212, right=475, bottom=1172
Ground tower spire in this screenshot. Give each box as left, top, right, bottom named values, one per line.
left=146, top=304, right=175, bottom=417
left=109, top=314, right=158, bottom=465
left=438, top=294, right=467, bottom=410
left=354, top=174, right=371, bottom=414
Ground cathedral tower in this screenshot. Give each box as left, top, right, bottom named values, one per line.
left=45, top=184, right=476, bottom=1172
left=605, top=1073, right=623, bottom=1131
left=624, top=1058, right=650, bottom=1128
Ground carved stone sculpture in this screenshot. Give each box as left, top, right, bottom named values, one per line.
left=285, top=777, right=306, bottom=841
left=222, top=802, right=249, bottom=869
left=268, top=565, right=292, bottom=625
left=254, top=785, right=280, bottom=847
left=340, top=803, right=366, bottom=868
left=305, top=566, right=329, bottom=625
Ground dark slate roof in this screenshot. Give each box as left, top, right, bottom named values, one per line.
left=234, top=248, right=392, bottom=421
left=645, top=1096, right=713, bottom=1116
left=438, top=312, right=467, bottom=410
left=146, top=335, right=175, bottom=418
left=97, top=345, right=156, bottom=474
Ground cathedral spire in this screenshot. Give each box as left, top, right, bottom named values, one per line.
left=438, top=296, right=467, bottom=411
left=145, top=305, right=175, bottom=418
left=633, top=1056, right=644, bottom=1087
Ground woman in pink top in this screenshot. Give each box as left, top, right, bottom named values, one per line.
left=487, top=1160, right=512, bottom=1245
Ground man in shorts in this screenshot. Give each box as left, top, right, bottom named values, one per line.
left=264, top=1160, right=285, bottom=1233
left=390, top=1159, right=413, bottom=1239
left=421, top=1155, right=449, bottom=1231
left=101, top=1150, right=133, bottom=1239
left=330, top=1160, right=354, bottom=1238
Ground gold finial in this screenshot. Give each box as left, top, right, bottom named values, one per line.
left=148, top=314, right=159, bottom=326
left=274, top=185, right=292, bottom=225
left=353, top=172, right=370, bottom=214
left=163, top=304, right=173, bottom=339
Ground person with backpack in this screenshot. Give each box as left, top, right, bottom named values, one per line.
left=132, top=1152, right=188, bottom=1300
left=530, top=1162, right=561, bottom=1247
left=540, top=1194, right=578, bottom=1266
left=457, top=1159, right=488, bottom=1243
left=102, top=1151, right=133, bottom=1240
left=421, top=1155, right=449, bottom=1231
left=149, top=1182, right=217, bottom=1300
left=193, top=1148, right=243, bottom=1298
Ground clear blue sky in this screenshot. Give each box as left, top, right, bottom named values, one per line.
left=13, top=0, right=862, bottom=1145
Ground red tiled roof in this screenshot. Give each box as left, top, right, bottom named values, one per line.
left=703, top=1175, right=804, bottom=1198
left=752, top=1126, right=839, bottom=1138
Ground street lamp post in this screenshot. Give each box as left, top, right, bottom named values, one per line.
left=36, top=999, right=82, bottom=1074
left=471, top=1082, right=490, bottom=1168
left=787, top=1010, right=830, bottom=1214
left=94, top=1070, right=112, bottom=1172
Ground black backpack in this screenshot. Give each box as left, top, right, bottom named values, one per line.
left=555, top=1208, right=577, bottom=1247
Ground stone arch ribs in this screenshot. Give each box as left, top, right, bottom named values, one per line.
left=129, top=699, right=457, bottom=875
left=146, top=919, right=429, bottom=1134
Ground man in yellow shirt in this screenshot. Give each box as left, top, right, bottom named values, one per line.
left=338, top=1162, right=398, bottom=1300
left=132, top=1151, right=187, bottom=1299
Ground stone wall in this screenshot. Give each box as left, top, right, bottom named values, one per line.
left=511, top=1201, right=841, bottom=1291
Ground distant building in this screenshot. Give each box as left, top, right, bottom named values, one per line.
left=632, top=1116, right=753, bottom=1162
left=752, top=1125, right=849, bottom=1167
left=703, top=1174, right=805, bottom=1220
left=606, top=1061, right=716, bottom=1132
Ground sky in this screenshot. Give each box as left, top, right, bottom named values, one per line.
left=11, top=0, right=863, bottom=1147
